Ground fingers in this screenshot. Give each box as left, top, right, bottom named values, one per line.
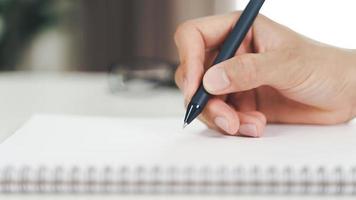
left=197, top=97, right=266, bottom=137
left=179, top=60, right=267, bottom=137
left=198, top=98, right=240, bottom=135
left=174, top=12, right=242, bottom=56
left=203, top=53, right=265, bottom=94
left=237, top=111, right=266, bottom=137
left=203, top=49, right=306, bottom=95
left=227, top=91, right=266, bottom=137
left=174, top=12, right=242, bottom=100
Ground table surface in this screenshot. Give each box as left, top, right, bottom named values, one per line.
left=0, top=72, right=184, bottom=142
left=0, top=72, right=352, bottom=200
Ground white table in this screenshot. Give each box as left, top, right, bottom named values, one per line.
left=0, top=72, right=184, bottom=142
left=0, top=72, right=352, bottom=200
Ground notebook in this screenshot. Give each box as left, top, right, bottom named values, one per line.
left=0, top=114, right=356, bottom=195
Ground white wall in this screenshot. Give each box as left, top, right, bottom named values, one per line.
left=236, top=0, right=356, bottom=49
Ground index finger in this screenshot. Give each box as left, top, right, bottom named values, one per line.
left=174, top=12, right=241, bottom=100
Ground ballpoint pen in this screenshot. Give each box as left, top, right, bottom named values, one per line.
left=183, top=0, right=265, bottom=128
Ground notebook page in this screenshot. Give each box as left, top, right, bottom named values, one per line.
left=0, top=114, right=356, bottom=169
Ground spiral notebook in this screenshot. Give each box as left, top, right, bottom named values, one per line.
left=0, top=114, right=356, bottom=195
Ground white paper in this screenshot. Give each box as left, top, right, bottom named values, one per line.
left=1, top=114, right=356, bottom=169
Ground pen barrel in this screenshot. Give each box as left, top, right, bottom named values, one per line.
left=192, top=0, right=264, bottom=106
left=184, top=85, right=210, bottom=125
left=184, top=0, right=265, bottom=125
left=191, top=85, right=210, bottom=107
left=213, top=0, right=265, bottom=65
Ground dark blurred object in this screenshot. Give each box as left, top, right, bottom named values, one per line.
left=78, top=0, right=236, bottom=71
left=0, top=0, right=235, bottom=71
left=0, top=0, right=57, bottom=70
left=108, top=57, right=177, bottom=94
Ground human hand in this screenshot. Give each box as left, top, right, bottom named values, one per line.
left=174, top=12, right=356, bottom=137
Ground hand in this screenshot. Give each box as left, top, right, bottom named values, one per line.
left=174, top=12, right=356, bottom=137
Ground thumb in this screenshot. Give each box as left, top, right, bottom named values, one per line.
left=203, top=50, right=299, bottom=94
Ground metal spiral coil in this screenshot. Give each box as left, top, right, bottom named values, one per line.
left=0, top=165, right=356, bottom=195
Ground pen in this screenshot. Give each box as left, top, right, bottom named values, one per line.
left=183, top=0, right=265, bottom=128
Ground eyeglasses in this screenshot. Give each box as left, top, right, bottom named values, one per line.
left=108, top=57, right=178, bottom=94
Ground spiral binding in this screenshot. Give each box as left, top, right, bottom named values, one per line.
left=1, top=165, right=356, bottom=194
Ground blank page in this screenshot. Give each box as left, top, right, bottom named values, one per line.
left=1, top=114, right=356, bottom=169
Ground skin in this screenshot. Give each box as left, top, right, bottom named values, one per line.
left=174, top=12, right=356, bottom=137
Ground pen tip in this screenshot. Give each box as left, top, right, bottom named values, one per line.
left=183, top=122, right=188, bottom=129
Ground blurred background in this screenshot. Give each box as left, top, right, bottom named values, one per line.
left=1, top=0, right=356, bottom=72
left=0, top=0, right=237, bottom=72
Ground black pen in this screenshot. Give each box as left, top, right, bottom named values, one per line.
left=183, top=0, right=265, bottom=128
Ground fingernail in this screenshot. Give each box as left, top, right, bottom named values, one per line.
left=239, top=124, right=258, bottom=137
left=214, top=117, right=232, bottom=135
left=204, top=67, right=230, bottom=92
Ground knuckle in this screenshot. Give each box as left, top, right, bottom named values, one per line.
left=174, top=20, right=195, bottom=43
